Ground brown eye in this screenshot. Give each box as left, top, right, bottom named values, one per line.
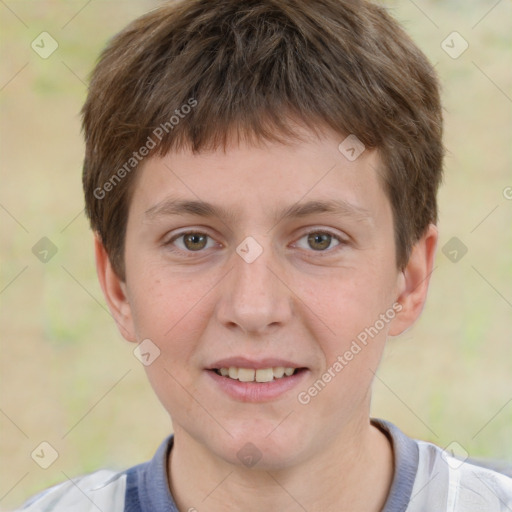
left=182, top=233, right=208, bottom=251
left=294, top=230, right=344, bottom=254
left=168, top=231, right=214, bottom=253
left=307, top=232, right=333, bottom=251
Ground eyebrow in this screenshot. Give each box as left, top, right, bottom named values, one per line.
left=144, top=196, right=373, bottom=225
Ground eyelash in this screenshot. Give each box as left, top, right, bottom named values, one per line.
left=165, top=229, right=348, bottom=257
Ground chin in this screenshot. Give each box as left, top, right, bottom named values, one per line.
left=208, top=421, right=310, bottom=471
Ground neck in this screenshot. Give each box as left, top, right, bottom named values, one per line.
left=168, top=418, right=394, bottom=512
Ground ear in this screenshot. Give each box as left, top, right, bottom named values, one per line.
left=389, top=223, right=438, bottom=336
left=94, top=233, right=137, bottom=343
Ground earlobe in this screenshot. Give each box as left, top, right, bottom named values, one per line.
left=388, top=224, right=438, bottom=336
left=94, top=234, right=137, bottom=343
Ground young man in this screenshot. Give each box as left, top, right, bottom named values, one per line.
left=18, top=0, right=512, bottom=510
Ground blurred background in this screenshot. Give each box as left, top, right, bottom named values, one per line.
left=1, top=0, right=511, bottom=509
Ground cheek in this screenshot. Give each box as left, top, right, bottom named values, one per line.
left=297, top=280, right=391, bottom=424
left=295, top=266, right=396, bottom=406
left=129, top=262, right=193, bottom=330
left=127, top=265, right=212, bottom=365
left=302, top=268, right=395, bottom=344
left=128, top=269, right=213, bottom=416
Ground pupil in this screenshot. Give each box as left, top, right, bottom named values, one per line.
left=186, top=233, right=206, bottom=251
left=309, top=233, right=330, bottom=251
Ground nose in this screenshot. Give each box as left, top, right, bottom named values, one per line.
left=215, top=238, right=293, bottom=336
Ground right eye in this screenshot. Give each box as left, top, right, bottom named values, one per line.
left=166, top=231, right=217, bottom=253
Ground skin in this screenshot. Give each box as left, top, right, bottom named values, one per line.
left=95, top=124, right=438, bottom=511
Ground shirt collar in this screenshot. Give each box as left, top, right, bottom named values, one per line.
left=133, top=418, right=419, bottom=512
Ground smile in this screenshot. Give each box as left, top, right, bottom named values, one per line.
left=207, top=367, right=309, bottom=402
left=213, top=367, right=298, bottom=382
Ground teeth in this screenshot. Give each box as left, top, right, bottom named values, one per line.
left=273, top=366, right=285, bottom=378
left=216, top=366, right=298, bottom=382
left=255, top=368, right=274, bottom=382
left=238, top=368, right=255, bottom=382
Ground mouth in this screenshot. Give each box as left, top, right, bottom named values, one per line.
left=206, top=366, right=309, bottom=402
left=210, top=366, right=306, bottom=382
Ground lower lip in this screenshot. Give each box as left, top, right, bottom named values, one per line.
left=205, top=369, right=309, bottom=403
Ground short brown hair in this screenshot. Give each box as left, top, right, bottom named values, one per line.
left=82, top=0, right=444, bottom=280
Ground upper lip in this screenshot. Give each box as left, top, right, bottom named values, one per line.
left=207, top=357, right=306, bottom=370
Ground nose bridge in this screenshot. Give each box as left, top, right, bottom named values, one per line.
left=217, top=235, right=291, bottom=333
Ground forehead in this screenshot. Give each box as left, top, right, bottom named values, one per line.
left=129, top=129, right=389, bottom=226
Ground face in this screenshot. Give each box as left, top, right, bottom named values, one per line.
left=98, top=126, right=436, bottom=470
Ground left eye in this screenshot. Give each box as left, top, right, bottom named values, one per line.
left=294, top=231, right=343, bottom=252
